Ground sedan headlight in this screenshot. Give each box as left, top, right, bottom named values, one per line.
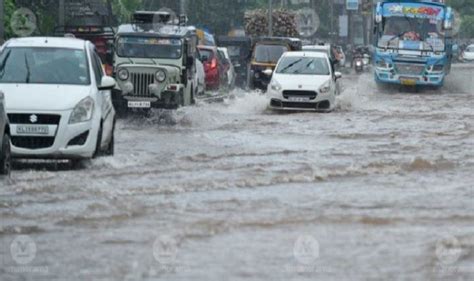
left=117, top=69, right=129, bottom=81
left=155, top=70, right=166, bottom=83
left=69, top=97, right=94, bottom=124
left=270, top=80, right=282, bottom=91
left=319, top=81, right=331, bottom=94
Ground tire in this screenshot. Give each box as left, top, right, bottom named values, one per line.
left=0, top=133, right=11, bottom=176
left=93, top=124, right=103, bottom=158
left=191, top=87, right=196, bottom=105
left=104, top=122, right=115, bottom=156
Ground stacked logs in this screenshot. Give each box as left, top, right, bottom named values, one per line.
left=244, top=9, right=299, bottom=37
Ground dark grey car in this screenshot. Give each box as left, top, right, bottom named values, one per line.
left=0, top=91, right=11, bottom=175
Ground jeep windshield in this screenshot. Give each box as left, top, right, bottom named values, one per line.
left=0, top=47, right=90, bottom=85
left=254, top=44, right=288, bottom=64
left=117, top=36, right=183, bottom=59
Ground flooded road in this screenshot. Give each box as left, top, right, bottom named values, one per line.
left=1, top=65, right=473, bottom=280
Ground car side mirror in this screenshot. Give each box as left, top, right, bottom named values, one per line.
left=335, top=72, right=342, bottom=80
left=263, top=69, right=273, bottom=76
left=98, top=76, right=116, bottom=91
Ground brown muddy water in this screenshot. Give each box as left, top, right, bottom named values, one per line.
left=1, top=65, right=473, bottom=281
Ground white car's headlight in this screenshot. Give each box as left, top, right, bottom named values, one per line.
left=69, top=97, right=94, bottom=124
left=270, top=80, right=282, bottom=91
left=319, top=81, right=331, bottom=94
left=117, top=68, right=129, bottom=81
left=155, top=70, right=166, bottom=83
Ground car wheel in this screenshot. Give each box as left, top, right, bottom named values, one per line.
left=190, top=85, right=196, bottom=105
left=0, top=133, right=11, bottom=176
left=104, top=122, right=115, bottom=156
left=93, top=124, right=103, bottom=158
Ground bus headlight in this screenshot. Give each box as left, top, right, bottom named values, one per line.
left=376, top=59, right=391, bottom=69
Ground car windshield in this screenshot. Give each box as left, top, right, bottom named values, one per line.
left=378, top=16, right=445, bottom=51
left=254, top=44, right=288, bottom=63
left=117, top=36, right=182, bottom=59
left=198, top=49, right=214, bottom=62
left=276, top=56, right=330, bottom=75
left=0, top=47, right=90, bottom=85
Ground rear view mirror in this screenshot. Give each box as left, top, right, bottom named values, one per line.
left=335, top=72, right=342, bottom=80
left=98, top=76, right=116, bottom=91
left=263, top=69, right=273, bottom=76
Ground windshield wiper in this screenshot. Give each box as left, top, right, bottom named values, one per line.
left=24, top=53, right=31, bottom=83
left=279, top=58, right=303, bottom=73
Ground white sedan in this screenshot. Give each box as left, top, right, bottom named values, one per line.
left=267, top=51, right=341, bottom=112
left=0, top=37, right=116, bottom=162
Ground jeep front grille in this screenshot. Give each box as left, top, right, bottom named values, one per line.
left=130, top=73, right=155, bottom=97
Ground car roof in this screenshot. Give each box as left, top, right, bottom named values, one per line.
left=5, top=37, right=86, bottom=49
left=303, top=45, right=330, bottom=51
left=282, top=51, right=328, bottom=59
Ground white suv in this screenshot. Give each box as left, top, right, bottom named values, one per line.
left=0, top=37, right=116, bottom=161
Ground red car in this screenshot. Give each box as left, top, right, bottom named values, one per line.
left=198, top=46, right=226, bottom=91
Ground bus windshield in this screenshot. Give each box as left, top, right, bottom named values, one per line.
left=378, top=16, right=445, bottom=51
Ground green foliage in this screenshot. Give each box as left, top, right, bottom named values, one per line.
left=447, top=0, right=474, bottom=37
left=4, top=0, right=17, bottom=39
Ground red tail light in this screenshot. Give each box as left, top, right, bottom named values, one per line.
left=210, top=58, right=217, bottom=69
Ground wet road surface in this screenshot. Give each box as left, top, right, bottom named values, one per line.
left=1, top=65, right=473, bottom=280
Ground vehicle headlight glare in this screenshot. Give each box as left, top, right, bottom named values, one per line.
left=155, top=70, right=166, bottom=82
left=118, top=69, right=129, bottom=81
left=69, top=97, right=94, bottom=124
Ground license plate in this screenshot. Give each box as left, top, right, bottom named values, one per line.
left=288, top=97, right=310, bottom=102
left=16, top=125, right=49, bottom=135
left=128, top=101, right=151, bottom=108
left=400, top=78, right=417, bottom=86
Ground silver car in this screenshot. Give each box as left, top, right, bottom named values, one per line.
left=0, top=91, right=11, bottom=175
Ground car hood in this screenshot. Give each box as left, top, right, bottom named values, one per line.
left=0, top=84, right=92, bottom=111
left=463, top=52, right=474, bottom=59
left=272, top=73, right=331, bottom=89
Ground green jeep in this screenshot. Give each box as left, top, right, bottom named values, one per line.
left=112, top=12, right=198, bottom=112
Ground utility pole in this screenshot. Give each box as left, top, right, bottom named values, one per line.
left=0, top=0, right=4, bottom=42
left=59, top=0, right=65, bottom=28
left=330, top=0, right=334, bottom=43
left=268, top=0, right=273, bottom=36
left=180, top=0, right=186, bottom=15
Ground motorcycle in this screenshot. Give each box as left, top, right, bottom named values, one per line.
left=354, top=56, right=364, bottom=73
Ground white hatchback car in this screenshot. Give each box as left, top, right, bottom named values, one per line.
left=267, top=51, right=341, bottom=112
left=0, top=37, right=116, bottom=161
left=461, top=44, right=474, bottom=62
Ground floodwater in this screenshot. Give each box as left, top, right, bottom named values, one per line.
left=1, top=65, right=473, bottom=280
